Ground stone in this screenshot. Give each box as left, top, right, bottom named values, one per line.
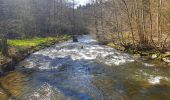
left=164, top=52, right=170, bottom=57
left=133, top=54, right=141, bottom=60
left=162, top=58, right=170, bottom=63
left=151, top=54, right=157, bottom=59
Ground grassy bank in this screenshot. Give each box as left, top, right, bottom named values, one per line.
left=0, top=35, right=69, bottom=72
left=8, top=36, right=69, bottom=47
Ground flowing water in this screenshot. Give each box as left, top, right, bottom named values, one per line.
left=0, top=35, right=170, bottom=100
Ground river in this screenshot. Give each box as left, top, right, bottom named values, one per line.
left=0, top=35, right=170, bottom=100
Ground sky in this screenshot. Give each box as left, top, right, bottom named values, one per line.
left=76, top=0, right=89, bottom=6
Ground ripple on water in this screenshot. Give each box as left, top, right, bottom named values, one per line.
left=23, top=83, right=67, bottom=100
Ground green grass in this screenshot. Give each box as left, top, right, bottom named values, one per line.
left=8, top=35, right=69, bottom=48
left=107, top=42, right=116, bottom=48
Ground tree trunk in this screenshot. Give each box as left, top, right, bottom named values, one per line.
left=158, top=0, right=162, bottom=45
left=72, top=0, right=78, bottom=42
left=122, top=0, right=135, bottom=46
left=1, top=35, right=8, bottom=56
left=93, top=0, right=99, bottom=39
left=73, top=35, right=78, bottom=42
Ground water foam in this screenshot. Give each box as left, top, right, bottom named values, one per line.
left=21, top=35, right=134, bottom=70
left=148, top=76, right=169, bottom=85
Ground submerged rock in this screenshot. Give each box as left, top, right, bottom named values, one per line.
left=81, top=46, right=84, bottom=49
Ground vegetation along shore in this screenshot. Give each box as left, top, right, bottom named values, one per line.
left=0, top=35, right=69, bottom=73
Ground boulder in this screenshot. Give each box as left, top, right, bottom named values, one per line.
left=151, top=54, right=157, bottom=59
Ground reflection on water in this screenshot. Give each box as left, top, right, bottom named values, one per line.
left=0, top=35, right=170, bottom=100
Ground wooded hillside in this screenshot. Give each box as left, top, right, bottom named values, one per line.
left=80, top=0, right=170, bottom=52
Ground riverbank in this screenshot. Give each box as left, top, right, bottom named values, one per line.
left=0, top=35, right=69, bottom=73
left=107, top=42, right=170, bottom=67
